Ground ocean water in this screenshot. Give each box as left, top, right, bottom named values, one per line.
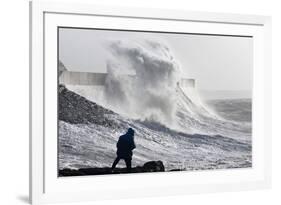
left=206, top=98, right=252, bottom=123
left=58, top=86, right=252, bottom=172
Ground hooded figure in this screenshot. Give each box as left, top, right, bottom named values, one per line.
left=111, top=128, right=136, bottom=172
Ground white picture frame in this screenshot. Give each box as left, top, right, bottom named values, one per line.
left=29, top=1, right=272, bottom=204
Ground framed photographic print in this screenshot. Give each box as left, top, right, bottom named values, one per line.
left=29, top=1, right=271, bottom=204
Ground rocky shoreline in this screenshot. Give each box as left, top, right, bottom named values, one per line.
left=59, top=161, right=182, bottom=176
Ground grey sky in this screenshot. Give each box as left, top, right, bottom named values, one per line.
left=59, top=28, right=253, bottom=92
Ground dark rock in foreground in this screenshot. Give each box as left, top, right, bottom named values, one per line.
left=59, top=161, right=166, bottom=176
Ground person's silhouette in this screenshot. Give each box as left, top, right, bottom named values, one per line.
left=111, top=128, right=136, bottom=172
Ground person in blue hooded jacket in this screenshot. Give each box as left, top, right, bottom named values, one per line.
left=111, top=128, right=136, bottom=172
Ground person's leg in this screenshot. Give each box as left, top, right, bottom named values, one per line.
left=125, top=158, right=132, bottom=172
left=111, top=156, right=120, bottom=170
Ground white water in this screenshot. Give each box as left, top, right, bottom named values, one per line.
left=59, top=39, right=252, bottom=171
left=65, top=39, right=251, bottom=141
left=103, top=40, right=181, bottom=127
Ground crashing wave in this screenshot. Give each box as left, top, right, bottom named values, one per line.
left=64, top=39, right=251, bottom=141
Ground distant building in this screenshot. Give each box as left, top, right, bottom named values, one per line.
left=59, top=60, right=195, bottom=88
left=59, top=70, right=195, bottom=88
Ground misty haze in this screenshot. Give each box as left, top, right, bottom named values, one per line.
left=58, top=28, right=252, bottom=176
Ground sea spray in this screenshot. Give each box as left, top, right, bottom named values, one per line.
left=62, top=39, right=250, bottom=138
left=104, top=39, right=181, bottom=128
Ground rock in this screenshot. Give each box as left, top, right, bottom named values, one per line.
left=58, top=84, right=117, bottom=127
left=169, top=169, right=182, bottom=172
left=143, top=161, right=165, bottom=172
left=59, top=160, right=165, bottom=176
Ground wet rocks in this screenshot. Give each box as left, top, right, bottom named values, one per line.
left=59, top=84, right=116, bottom=127
left=59, top=160, right=165, bottom=176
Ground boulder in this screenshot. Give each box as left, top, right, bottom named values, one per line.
left=143, top=161, right=165, bottom=172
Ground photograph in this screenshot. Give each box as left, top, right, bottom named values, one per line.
left=58, top=27, right=253, bottom=177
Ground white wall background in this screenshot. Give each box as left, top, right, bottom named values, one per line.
left=0, top=0, right=280, bottom=204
